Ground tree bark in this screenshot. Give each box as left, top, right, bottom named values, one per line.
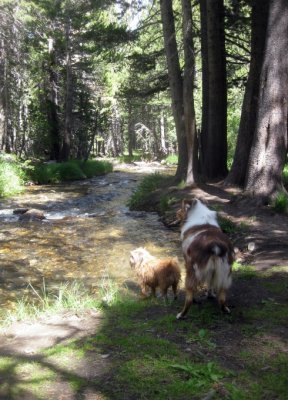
left=200, top=0, right=227, bottom=180
left=225, top=0, right=269, bottom=186
left=244, top=0, right=288, bottom=200
left=181, top=0, right=197, bottom=185
left=62, top=17, right=73, bottom=161
left=159, top=0, right=187, bottom=181
left=47, top=37, right=61, bottom=161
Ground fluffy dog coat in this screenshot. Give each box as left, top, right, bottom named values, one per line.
left=130, top=247, right=181, bottom=300
left=176, top=198, right=234, bottom=319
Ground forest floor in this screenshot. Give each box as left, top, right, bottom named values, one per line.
left=0, top=168, right=287, bottom=399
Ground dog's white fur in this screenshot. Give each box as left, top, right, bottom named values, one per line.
left=176, top=199, right=233, bottom=319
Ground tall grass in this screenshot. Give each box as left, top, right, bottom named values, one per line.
left=0, top=159, right=27, bottom=197
left=1, top=277, right=120, bottom=326
left=29, top=159, right=113, bottom=184
left=128, top=173, right=172, bottom=210
left=272, top=191, right=288, bottom=214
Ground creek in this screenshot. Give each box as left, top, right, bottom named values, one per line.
left=0, top=163, right=182, bottom=310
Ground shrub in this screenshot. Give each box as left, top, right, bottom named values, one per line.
left=0, top=160, right=27, bottom=197
left=30, top=159, right=113, bottom=184
left=128, top=173, right=172, bottom=210
left=272, top=191, right=288, bottom=214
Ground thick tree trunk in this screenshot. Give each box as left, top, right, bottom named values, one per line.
left=160, top=0, right=187, bottom=181
left=244, top=0, right=288, bottom=200
left=181, top=0, right=197, bottom=186
left=225, top=0, right=269, bottom=186
left=200, top=0, right=227, bottom=180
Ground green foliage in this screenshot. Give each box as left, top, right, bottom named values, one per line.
left=272, top=191, right=288, bottom=214
left=159, top=195, right=177, bottom=214
left=283, top=164, right=288, bottom=186
left=164, top=154, right=178, bottom=165
left=117, top=153, right=143, bottom=163
left=127, top=173, right=172, bottom=210
left=29, top=160, right=113, bottom=184
left=80, top=160, right=113, bottom=178
left=218, top=215, right=240, bottom=234
left=0, top=158, right=28, bottom=197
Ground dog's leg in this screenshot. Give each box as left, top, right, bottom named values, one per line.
left=140, top=284, right=149, bottom=298
left=176, top=287, right=194, bottom=319
left=218, top=289, right=231, bottom=313
left=172, top=282, right=178, bottom=300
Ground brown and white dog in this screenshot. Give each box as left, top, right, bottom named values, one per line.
left=130, top=247, right=181, bottom=300
left=176, top=198, right=234, bottom=319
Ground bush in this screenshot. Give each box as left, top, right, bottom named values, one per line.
left=128, top=173, right=172, bottom=210
left=272, top=191, right=288, bottom=214
left=0, top=160, right=27, bottom=197
left=30, top=159, right=113, bottom=184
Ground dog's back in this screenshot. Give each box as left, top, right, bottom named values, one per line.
left=177, top=199, right=234, bottom=319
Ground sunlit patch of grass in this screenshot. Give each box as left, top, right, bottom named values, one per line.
left=117, top=153, right=143, bottom=163
left=233, top=263, right=258, bottom=279
left=0, top=356, right=56, bottom=399
left=115, top=357, right=228, bottom=400
left=98, top=274, right=120, bottom=307
left=234, top=351, right=288, bottom=399
left=0, top=160, right=27, bottom=197
left=164, top=154, right=178, bottom=165
left=0, top=280, right=100, bottom=326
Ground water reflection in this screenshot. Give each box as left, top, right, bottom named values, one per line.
left=0, top=165, right=182, bottom=309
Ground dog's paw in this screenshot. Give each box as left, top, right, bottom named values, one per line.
left=222, top=305, right=231, bottom=314
left=176, top=312, right=186, bottom=320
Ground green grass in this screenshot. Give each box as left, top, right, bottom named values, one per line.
left=272, top=191, right=288, bottom=213
left=29, top=159, right=113, bottom=184
left=0, top=277, right=119, bottom=326
left=0, top=160, right=28, bottom=197
left=127, top=172, right=172, bottom=210
left=1, top=268, right=288, bottom=399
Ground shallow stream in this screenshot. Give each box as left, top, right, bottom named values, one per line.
left=0, top=163, right=182, bottom=309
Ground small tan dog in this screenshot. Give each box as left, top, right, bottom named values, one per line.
left=130, top=247, right=181, bottom=300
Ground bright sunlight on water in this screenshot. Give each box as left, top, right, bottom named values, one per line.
left=0, top=163, right=182, bottom=309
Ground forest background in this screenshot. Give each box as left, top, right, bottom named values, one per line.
left=0, top=0, right=287, bottom=205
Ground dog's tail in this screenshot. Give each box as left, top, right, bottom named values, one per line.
left=205, top=241, right=233, bottom=291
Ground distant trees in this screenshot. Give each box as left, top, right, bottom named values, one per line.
left=0, top=0, right=287, bottom=204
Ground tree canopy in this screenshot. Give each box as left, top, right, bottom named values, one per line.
left=0, top=0, right=287, bottom=202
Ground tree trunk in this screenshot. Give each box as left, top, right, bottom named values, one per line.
left=62, top=17, right=73, bottom=161
left=160, top=0, right=187, bottom=181
left=47, top=37, right=61, bottom=161
left=200, top=0, right=227, bottom=180
left=225, top=0, right=269, bottom=186
left=181, top=0, right=197, bottom=185
left=199, top=0, right=208, bottom=174
left=244, top=0, right=288, bottom=200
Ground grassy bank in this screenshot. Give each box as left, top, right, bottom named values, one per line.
left=0, top=266, right=288, bottom=399
left=0, top=157, right=113, bottom=197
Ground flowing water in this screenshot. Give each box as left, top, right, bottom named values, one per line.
left=0, top=163, right=182, bottom=310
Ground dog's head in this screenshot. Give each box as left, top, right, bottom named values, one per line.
left=130, top=247, right=148, bottom=269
